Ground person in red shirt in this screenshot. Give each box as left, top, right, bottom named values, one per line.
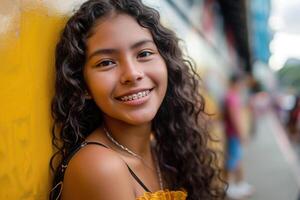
left=223, top=74, right=254, bottom=199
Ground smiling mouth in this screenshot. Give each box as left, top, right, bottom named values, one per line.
left=116, top=89, right=152, bottom=102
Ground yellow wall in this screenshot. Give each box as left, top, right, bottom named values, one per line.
left=0, top=1, right=77, bottom=199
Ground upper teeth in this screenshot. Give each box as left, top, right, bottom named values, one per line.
left=120, top=90, right=150, bottom=101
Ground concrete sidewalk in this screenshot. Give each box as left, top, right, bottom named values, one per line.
left=243, top=111, right=300, bottom=200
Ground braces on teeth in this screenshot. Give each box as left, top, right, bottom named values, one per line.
left=120, top=90, right=150, bottom=101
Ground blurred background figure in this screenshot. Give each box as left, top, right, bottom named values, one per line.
left=222, top=74, right=254, bottom=199
left=287, top=96, right=300, bottom=142
left=247, top=74, right=271, bottom=138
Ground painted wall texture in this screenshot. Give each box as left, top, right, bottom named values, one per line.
left=0, top=0, right=84, bottom=199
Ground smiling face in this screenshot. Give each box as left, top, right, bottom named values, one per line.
left=83, top=13, right=168, bottom=126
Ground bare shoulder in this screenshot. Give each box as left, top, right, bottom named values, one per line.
left=62, top=143, right=135, bottom=200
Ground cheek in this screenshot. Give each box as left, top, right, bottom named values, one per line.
left=85, top=73, right=115, bottom=105
left=162, top=65, right=168, bottom=85
left=154, top=61, right=168, bottom=88
left=146, top=60, right=168, bottom=98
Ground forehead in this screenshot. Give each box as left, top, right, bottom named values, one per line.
left=86, top=13, right=154, bottom=52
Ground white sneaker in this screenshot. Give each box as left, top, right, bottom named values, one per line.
left=226, top=183, right=245, bottom=200
left=236, top=181, right=254, bottom=197
left=226, top=182, right=254, bottom=199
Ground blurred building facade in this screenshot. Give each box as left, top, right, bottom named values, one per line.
left=249, top=0, right=272, bottom=64
left=145, top=0, right=255, bottom=103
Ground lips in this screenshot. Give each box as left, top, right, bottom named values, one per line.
left=115, top=88, right=153, bottom=102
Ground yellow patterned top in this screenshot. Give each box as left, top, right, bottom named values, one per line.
left=136, top=190, right=187, bottom=200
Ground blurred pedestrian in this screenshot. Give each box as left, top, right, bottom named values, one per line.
left=247, top=75, right=270, bottom=137
left=223, top=74, right=254, bottom=199
left=288, top=96, right=300, bottom=141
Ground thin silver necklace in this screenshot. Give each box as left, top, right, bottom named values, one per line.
left=103, top=127, right=164, bottom=190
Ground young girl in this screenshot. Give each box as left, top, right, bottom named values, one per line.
left=50, top=0, right=225, bottom=199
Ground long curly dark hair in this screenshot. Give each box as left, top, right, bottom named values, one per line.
left=50, top=0, right=225, bottom=199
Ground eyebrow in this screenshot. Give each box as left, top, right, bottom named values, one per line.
left=87, top=39, right=155, bottom=60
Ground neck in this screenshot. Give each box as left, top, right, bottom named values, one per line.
left=103, top=116, right=152, bottom=158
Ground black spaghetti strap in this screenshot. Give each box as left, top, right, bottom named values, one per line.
left=61, top=141, right=109, bottom=172
left=85, top=141, right=109, bottom=148
left=84, top=142, right=151, bottom=192
left=51, top=141, right=111, bottom=200
left=125, top=163, right=151, bottom=192
left=61, top=141, right=151, bottom=193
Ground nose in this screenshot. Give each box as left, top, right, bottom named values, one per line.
left=120, top=59, right=144, bottom=85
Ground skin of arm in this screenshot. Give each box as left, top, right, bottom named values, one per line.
left=61, top=144, right=136, bottom=200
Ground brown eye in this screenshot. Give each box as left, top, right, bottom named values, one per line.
left=137, top=50, right=153, bottom=58
left=95, top=60, right=116, bottom=68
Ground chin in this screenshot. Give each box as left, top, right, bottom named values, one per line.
left=123, top=112, right=157, bottom=126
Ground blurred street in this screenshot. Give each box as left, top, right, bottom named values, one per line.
left=244, top=110, right=300, bottom=200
